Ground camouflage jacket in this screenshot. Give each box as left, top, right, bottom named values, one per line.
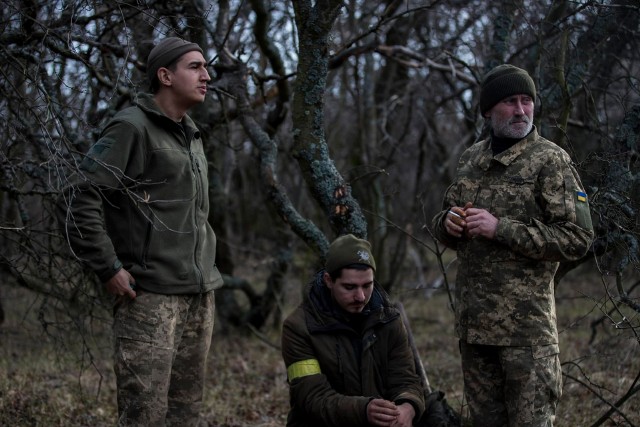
left=431, top=128, right=594, bottom=346
left=281, top=271, right=425, bottom=427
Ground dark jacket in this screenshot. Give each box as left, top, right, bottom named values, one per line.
left=431, top=128, right=593, bottom=346
left=281, top=271, right=425, bottom=427
left=57, top=93, right=223, bottom=294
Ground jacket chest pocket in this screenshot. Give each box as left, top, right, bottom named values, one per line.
left=145, top=148, right=196, bottom=202
left=488, top=177, right=538, bottom=221
left=464, top=171, right=541, bottom=222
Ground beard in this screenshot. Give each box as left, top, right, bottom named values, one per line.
left=491, top=114, right=533, bottom=139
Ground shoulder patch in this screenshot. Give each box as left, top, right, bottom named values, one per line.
left=80, top=138, right=114, bottom=172
left=576, top=191, right=587, bottom=202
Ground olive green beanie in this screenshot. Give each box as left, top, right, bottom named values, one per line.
left=146, top=37, right=203, bottom=84
left=325, top=234, right=376, bottom=274
left=480, top=64, right=536, bottom=114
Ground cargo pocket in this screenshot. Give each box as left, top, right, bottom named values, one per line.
left=533, top=343, right=562, bottom=416
left=113, top=294, right=161, bottom=344
left=113, top=294, right=173, bottom=397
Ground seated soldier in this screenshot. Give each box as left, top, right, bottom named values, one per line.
left=281, top=234, right=426, bottom=427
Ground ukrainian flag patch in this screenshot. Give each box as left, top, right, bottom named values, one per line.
left=576, top=191, right=587, bottom=202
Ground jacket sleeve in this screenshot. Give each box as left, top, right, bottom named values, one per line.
left=385, top=318, right=426, bottom=419
left=56, top=119, right=144, bottom=282
left=281, top=313, right=371, bottom=427
left=495, top=151, right=594, bottom=261
left=430, top=181, right=465, bottom=250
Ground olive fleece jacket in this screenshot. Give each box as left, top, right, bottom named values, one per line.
left=57, top=93, right=222, bottom=294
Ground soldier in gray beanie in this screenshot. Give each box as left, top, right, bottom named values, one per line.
left=432, top=63, right=594, bottom=426
left=57, top=35, right=217, bottom=425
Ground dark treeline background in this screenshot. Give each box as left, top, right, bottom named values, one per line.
left=1, top=0, right=639, bottom=424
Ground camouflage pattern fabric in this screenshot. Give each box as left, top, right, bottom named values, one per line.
left=431, top=127, right=593, bottom=425
left=460, top=342, right=562, bottom=427
left=113, top=290, right=215, bottom=426
left=432, top=128, right=594, bottom=346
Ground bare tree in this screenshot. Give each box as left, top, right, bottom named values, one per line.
left=1, top=0, right=640, bottom=423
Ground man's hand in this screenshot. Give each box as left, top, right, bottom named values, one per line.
left=105, top=268, right=137, bottom=299
left=444, top=202, right=473, bottom=238
left=465, top=207, right=498, bottom=239
left=367, top=398, right=400, bottom=426
left=392, top=402, right=415, bottom=427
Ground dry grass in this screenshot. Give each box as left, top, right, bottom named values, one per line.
left=553, top=270, right=640, bottom=427
left=1, top=266, right=639, bottom=426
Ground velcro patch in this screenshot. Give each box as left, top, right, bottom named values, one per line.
left=576, top=191, right=587, bottom=202
left=80, top=138, right=114, bottom=172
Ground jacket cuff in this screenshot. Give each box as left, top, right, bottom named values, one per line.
left=495, top=217, right=511, bottom=244
left=394, top=398, right=421, bottom=420
left=97, top=258, right=122, bottom=282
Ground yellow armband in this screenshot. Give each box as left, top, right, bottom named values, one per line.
left=287, top=359, right=321, bottom=381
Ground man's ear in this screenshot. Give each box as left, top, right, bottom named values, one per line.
left=157, top=67, right=172, bottom=87
left=323, top=271, right=333, bottom=289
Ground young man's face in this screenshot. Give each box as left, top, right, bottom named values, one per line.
left=162, top=50, right=210, bottom=106
left=485, top=94, right=534, bottom=139
left=324, top=268, right=375, bottom=314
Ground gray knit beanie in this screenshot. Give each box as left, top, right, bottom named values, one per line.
left=480, top=64, right=536, bottom=114
left=325, top=234, right=376, bottom=274
left=146, top=37, right=203, bottom=84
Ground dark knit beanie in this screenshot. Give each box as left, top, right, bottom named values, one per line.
left=325, top=234, right=376, bottom=274
left=480, top=64, right=536, bottom=114
left=146, top=37, right=204, bottom=84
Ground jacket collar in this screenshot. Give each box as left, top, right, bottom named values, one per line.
left=477, top=126, right=539, bottom=170
left=134, top=93, right=201, bottom=140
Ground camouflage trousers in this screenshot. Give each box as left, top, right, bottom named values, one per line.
left=460, top=341, right=562, bottom=427
left=113, top=290, right=215, bottom=427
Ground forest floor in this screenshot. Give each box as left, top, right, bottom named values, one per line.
left=0, top=263, right=639, bottom=426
